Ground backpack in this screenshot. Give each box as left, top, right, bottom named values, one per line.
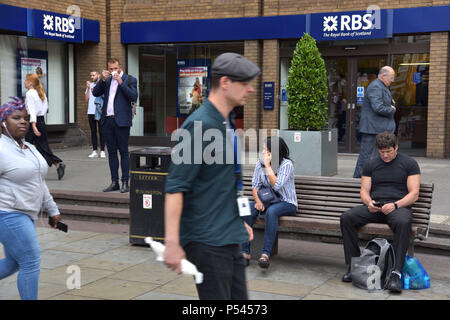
left=350, top=238, right=396, bottom=292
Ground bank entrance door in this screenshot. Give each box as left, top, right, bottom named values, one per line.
left=325, top=56, right=387, bottom=153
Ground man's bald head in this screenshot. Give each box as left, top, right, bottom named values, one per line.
left=378, top=66, right=395, bottom=87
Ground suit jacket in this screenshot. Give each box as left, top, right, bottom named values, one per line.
left=359, top=78, right=396, bottom=134
left=93, top=73, right=138, bottom=127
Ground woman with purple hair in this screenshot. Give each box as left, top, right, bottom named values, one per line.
left=0, top=97, right=62, bottom=300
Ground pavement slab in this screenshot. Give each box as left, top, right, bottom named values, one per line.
left=247, top=278, right=312, bottom=298
left=108, top=263, right=180, bottom=285
left=67, top=277, right=160, bottom=300
left=1, top=221, right=450, bottom=300
left=154, top=276, right=200, bottom=298
left=39, top=265, right=115, bottom=287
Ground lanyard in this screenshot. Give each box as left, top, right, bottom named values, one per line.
left=228, top=120, right=243, bottom=192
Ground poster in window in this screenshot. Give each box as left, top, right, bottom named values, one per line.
left=17, top=49, right=49, bottom=99
left=176, top=59, right=210, bottom=116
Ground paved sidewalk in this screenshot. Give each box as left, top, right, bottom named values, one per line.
left=1, top=221, right=449, bottom=300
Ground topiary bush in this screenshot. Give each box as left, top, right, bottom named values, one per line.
left=286, top=33, right=328, bottom=131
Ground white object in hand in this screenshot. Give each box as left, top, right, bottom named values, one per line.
left=145, top=237, right=204, bottom=284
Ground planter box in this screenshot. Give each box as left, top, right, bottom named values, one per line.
left=279, top=129, right=337, bottom=176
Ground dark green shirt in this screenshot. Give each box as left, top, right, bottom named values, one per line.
left=165, top=99, right=248, bottom=248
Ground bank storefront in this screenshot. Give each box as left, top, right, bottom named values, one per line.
left=0, top=4, right=99, bottom=143
left=122, top=5, right=449, bottom=157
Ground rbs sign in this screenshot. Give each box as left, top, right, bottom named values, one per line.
left=323, top=14, right=374, bottom=32
left=29, top=9, right=83, bottom=43
left=43, top=14, right=76, bottom=34
left=311, top=9, right=386, bottom=41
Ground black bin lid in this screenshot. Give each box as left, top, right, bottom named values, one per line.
left=130, top=147, right=172, bottom=156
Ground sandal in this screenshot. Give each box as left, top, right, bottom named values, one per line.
left=258, top=254, right=270, bottom=269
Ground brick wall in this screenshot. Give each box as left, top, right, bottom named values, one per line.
left=121, top=0, right=261, bottom=21
left=446, top=33, right=450, bottom=157
left=261, top=40, right=279, bottom=131
left=243, top=40, right=262, bottom=132
left=264, top=0, right=445, bottom=15
left=427, top=32, right=449, bottom=158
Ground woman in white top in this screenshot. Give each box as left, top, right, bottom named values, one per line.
left=24, top=73, right=66, bottom=180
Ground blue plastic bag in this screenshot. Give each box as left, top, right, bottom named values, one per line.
left=401, top=256, right=430, bottom=290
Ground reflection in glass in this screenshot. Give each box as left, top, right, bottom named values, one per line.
left=391, top=53, right=429, bottom=156
left=134, top=42, right=243, bottom=137
left=325, top=59, right=348, bottom=151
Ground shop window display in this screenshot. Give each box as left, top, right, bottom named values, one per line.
left=129, top=42, right=243, bottom=137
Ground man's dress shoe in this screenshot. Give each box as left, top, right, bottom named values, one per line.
left=103, top=181, right=120, bottom=192
left=120, top=181, right=129, bottom=193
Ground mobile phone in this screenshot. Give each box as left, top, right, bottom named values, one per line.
left=48, top=217, right=68, bottom=233
left=372, top=201, right=383, bottom=207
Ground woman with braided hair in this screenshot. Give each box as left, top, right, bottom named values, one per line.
left=0, top=97, right=62, bottom=299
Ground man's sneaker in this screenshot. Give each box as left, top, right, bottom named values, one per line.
left=100, top=151, right=106, bottom=158
left=88, top=151, right=98, bottom=158
left=387, top=271, right=402, bottom=293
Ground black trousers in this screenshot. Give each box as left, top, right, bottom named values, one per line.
left=102, top=117, right=130, bottom=182
left=184, top=242, right=248, bottom=300
left=340, top=205, right=412, bottom=272
left=25, top=116, right=62, bottom=167
left=88, top=114, right=105, bottom=151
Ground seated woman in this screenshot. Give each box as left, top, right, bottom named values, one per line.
left=242, top=136, right=297, bottom=269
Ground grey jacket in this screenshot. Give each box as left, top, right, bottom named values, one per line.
left=359, top=78, right=396, bottom=134
left=0, top=135, right=60, bottom=220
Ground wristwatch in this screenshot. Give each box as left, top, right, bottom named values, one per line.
left=393, top=202, right=398, bottom=210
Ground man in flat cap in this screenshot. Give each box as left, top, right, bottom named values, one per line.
left=164, top=52, right=260, bottom=300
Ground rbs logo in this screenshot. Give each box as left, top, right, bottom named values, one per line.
left=43, top=14, right=75, bottom=34
left=323, top=14, right=374, bottom=32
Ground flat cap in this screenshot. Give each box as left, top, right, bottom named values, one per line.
left=211, top=53, right=260, bottom=82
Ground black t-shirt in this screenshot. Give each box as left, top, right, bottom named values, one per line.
left=362, top=153, right=420, bottom=202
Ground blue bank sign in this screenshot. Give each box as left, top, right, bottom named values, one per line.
left=28, top=9, right=83, bottom=43
left=310, top=9, right=387, bottom=41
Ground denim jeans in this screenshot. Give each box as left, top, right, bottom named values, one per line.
left=0, top=211, right=41, bottom=300
left=242, top=201, right=297, bottom=257
left=353, top=133, right=379, bottom=178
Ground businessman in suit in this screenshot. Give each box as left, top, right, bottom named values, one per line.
left=353, top=66, right=396, bottom=178
left=93, top=58, right=138, bottom=193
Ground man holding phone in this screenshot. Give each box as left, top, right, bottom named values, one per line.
left=340, top=131, right=421, bottom=293
left=93, top=58, right=138, bottom=193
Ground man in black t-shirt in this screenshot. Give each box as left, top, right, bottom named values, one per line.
left=340, top=131, right=421, bottom=293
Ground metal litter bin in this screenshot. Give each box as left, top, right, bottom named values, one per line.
left=129, top=147, right=172, bottom=245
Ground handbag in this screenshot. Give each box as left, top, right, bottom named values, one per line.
left=257, top=185, right=281, bottom=209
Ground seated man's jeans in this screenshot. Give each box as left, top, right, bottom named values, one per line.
left=242, top=201, right=297, bottom=257
left=0, top=211, right=41, bottom=300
